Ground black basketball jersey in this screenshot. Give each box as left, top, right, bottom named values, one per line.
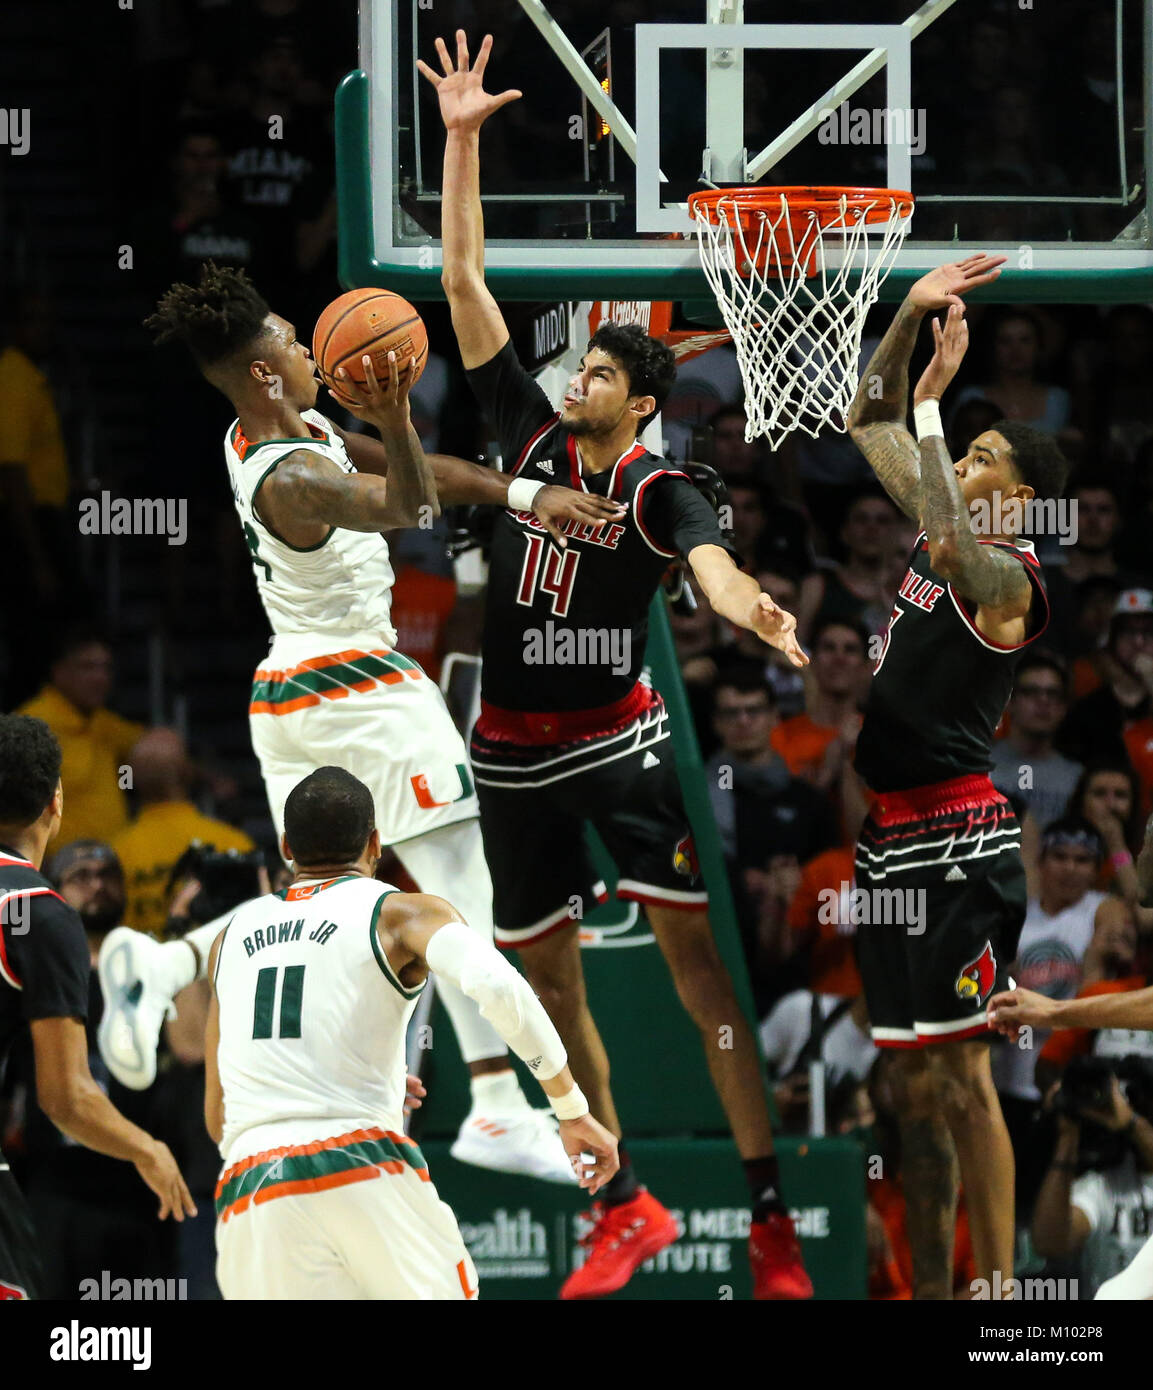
left=466, top=341, right=732, bottom=721
left=854, top=532, right=1049, bottom=793
left=0, top=846, right=90, bottom=1084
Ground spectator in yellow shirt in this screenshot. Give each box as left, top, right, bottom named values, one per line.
left=16, top=631, right=145, bottom=850
left=0, top=290, right=77, bottom=703
left=113, top=728, right=254, bottom=936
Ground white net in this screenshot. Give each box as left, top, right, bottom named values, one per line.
left=691, top=190, right=913, bottom=449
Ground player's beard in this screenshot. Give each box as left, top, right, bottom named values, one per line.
left=562, top=413, right=597, bottom=437
left=82, top=902, right=124, bottom=936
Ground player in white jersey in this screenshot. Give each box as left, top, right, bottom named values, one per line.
left=98, top=263, right=624, bottom=1185
left=207, top=766, right=617, bottom=1299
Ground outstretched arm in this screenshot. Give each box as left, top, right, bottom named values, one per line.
left=846, top=302, right=926, bottom=524
left=847, top=255, right=1006, bottom=525
left=914, top=304, right=1032, bottom=617
left=989, top=983, right=1153, bottom=1039
left=381, top=893, right=619, bottom=1193
left=689, top=543, right=808, bottom=669
left=418, top=31, right=521, bottom=370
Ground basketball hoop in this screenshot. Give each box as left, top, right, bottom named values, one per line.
left=687, top=186, right=914, bottom=448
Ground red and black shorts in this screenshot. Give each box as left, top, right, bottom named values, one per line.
left=0, top=1166, right=41, bottom=1299
left=853, top=774, right=1026, bottom=1048
left=470, top=692, right=708, bottom=949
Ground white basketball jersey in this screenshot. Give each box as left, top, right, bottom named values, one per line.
left=214, top=875, right=421, bottom=1160
left=224, top=408, right=397, bottom=642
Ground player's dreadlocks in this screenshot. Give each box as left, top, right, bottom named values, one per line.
left=144, top=261, right=272, bottom=368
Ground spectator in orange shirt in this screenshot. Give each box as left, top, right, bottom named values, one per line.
left=1067, top=575, right=1122, bottom=703
left=16, top=630, right=146, bottom=851
left=784, top=844, right=864, bottom=999
left=1037, top=908, right=1149, bottom=1090
left=771, top=618, right=869, bottom=790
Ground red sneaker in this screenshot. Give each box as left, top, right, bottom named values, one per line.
left=560, top=1189, right=679, bottom=1300
left=749, top=1212, right=814, bottom=1300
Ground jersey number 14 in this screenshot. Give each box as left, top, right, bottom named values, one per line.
left=517, top=533, right=580, bottom=617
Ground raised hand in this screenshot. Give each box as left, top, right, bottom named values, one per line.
left=914, top=302, right=970, bottom=405
left=417, top=30, right=522, bottom=132
left=907, top=254, right=1007, bottom=311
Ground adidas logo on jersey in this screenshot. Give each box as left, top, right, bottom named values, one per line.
left=945, top=865, right=967, bottom=882
left=538, top=459, right=555, bottom=475
left=642, top=751, right=660, bottom=769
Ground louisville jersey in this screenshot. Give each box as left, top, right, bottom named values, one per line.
left=855, top=532, right=1048, bottom=792
left=0, top=846, right=90, bottom=1087
left=466, top=340, right=732, bottom=716
left=224, top=408, right=397, bottom=643
left=213, top=875, right=420, bottom=1162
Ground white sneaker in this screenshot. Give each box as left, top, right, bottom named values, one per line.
left=450, top=1106, right=577, bottom=1185
left=97, top=927, right=177, bottom=1091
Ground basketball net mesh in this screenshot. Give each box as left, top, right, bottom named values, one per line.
left=692, top=192, right=912, bottom=448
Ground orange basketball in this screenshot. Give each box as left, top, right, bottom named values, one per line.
left=312, top=288, right=428, bottom=392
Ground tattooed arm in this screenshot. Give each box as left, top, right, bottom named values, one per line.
left=846, top=300, right=925, bottom=524
left=915, top=304, right=1033, bottom=639
left=848, top=256, right=1007, bottom=526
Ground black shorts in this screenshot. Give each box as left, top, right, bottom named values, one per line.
left=471, top=707, right=707, bottom=948
left=853, top=774, right=1025, bottom=1048
left=0, top=1167, right=41, bottom=1300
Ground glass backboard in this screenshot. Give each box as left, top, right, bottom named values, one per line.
left=337, top=0, right=1153, bottom=305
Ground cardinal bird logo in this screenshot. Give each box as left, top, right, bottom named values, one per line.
left=954, top=941, right=997, bottom=1005
left=673, top=832, right=700, bottom=878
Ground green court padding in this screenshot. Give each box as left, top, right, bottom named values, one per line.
left=410, top=597, right=865, bottom=1297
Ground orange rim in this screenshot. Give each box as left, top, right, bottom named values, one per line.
left=687, top=185, right=915, bottom=231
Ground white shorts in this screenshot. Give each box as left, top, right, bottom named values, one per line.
left=215, top=1129, right=477, bottom=1301
left=249, top=633, right=479, bottom=849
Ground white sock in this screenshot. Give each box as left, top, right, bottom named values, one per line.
left=157, top=911, right=241, bottom=998
left=469, top=1069, right=530, bottom=1113
left=394, top=820, right=512, bottom=1067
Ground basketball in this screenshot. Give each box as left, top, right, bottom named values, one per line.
left=312, top=288, right=428, bottom=393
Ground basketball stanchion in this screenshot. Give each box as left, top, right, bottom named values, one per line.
left=688, top=186, right=914, bottom=448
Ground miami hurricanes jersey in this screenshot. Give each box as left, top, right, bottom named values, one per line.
left=224, top=408, right=397, bottom=642
left=855, top=532, right=1049, bottom=792
left=213, top=875, right=421, bottom=1161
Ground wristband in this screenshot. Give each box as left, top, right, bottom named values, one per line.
left=551, top=1082, right=590, bottom=1121
left=1111, top=849, right=1133, bottom=868
left=913, top=398, right=944, bottom=441
left=507, top=478, right=546, bottom=512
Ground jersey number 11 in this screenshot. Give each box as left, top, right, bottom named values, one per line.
left=253, top=964, right=305, bottom=1039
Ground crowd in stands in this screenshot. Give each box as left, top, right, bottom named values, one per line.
left=1, top=0, right=1152, bottom=1300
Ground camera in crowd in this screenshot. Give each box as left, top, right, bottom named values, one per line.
left=167, top=841, right=266, bottom=927
left=1054, top=1053, right=1153, bottom=1169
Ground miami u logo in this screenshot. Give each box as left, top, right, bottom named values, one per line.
left=411, top=764, right=474, bottom=809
